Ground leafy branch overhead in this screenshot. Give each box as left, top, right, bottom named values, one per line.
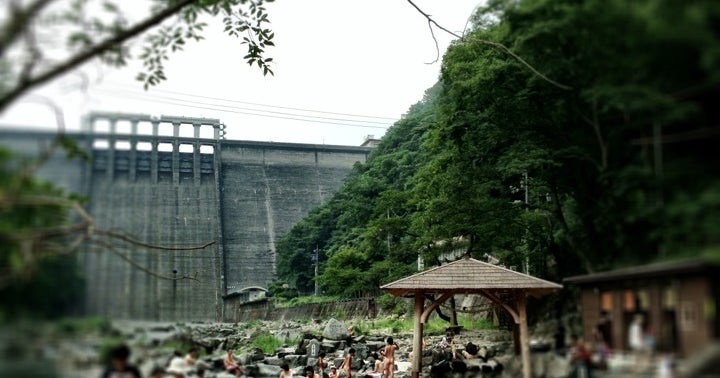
left=0, top=0, right=276, bottom=112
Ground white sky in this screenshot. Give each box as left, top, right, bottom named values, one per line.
left=0, top=1, right=481, bottom=146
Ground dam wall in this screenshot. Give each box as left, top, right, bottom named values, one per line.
left=0, top=113, right=370, bottom=321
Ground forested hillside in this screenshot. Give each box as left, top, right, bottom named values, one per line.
left=275, top=0, right=720, bottom=298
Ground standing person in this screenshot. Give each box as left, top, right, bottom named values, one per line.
left=628, top=314, right=644, bottom=353
left=279, top=362, right=294, bottom=378
left=568, top=334, right=592, bottom=378
left=101, top=344, right=142, bottom=378
left=380, top=337, right=399, bottom=378
left=316, top=351, right=327, bottom=378
left=339, top=348, right=355, bottom=378
left=225, top=348, right=244, bottom=377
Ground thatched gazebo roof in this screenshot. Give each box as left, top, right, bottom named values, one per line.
left=381, top=256, right=562, bottom=296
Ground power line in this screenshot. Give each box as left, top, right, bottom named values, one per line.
left=102, top=81, right=399, bottom=121
left=90, top=88, right=391, bottom=130
left=93, top=87, right=392, bottom=126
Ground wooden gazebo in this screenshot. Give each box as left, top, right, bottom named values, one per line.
left=380, top=256, right=562, bottom=378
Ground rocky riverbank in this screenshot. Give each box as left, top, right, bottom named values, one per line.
left=0, top=317, right=571, bottom=378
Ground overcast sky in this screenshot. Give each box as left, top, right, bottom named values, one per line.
left=0, top=1, right=481, bottom=146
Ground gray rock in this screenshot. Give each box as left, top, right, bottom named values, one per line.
left=276, top=347, right=296, bottom=358
left=256, top=362, right=282, bottom=376
left=322, top=340, right=340, bottom=353
left=264, top=356, right=284, bottom=366
left=322, top=319, right=349, bottom=340
left=365, top=341, right=385, bottom=352
left=281, top=354, right=306, bottom=367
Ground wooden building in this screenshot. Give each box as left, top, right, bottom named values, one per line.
left=565, top=259, right=720, bottom=357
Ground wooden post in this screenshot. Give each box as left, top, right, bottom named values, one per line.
left=517, top=292, right=531, bottom=378
left=412, top=292, right=424, bottom=378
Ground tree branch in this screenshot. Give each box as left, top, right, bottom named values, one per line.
left=406, top=0, right=572, bottom=91
left=95, top=229, right=216, bottom=251
left=0, top=0, right=54, bottom=58
left=591, top=97, right=608, bottom=170
left=424, top=20, right=440, bottom=65
left=0, top=0, right=198, bottom=113
left=89, top=238, right=200, bottom=282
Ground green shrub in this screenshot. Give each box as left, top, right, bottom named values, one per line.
left=251, top=334, right=282, bottom=355
left=56, top=316, right=112, bottom=336
left=376, top=294, right=408, bottom=316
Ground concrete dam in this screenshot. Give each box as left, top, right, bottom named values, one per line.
left=0, top=112, right=371, bottom=321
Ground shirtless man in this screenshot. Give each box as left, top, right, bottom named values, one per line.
left=279, top=362, right=294, bottom=378
left=340, top=348, right=355, bottom=378
left=304, top=365, right=320, bottom=378
left=380, top=337, right=399, bottom=378
left=185, top=347, right=199, bottom=367
left=224, top=348, right=243, bottom=377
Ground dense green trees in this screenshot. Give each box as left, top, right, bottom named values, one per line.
left=0, top=148, right=85, bottom=319
left=276, top=0, right=720, bottom=297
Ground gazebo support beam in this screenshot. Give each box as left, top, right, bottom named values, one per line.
left=515, top=291, right=531, bottom=378
left=412, top=292, right=424, bottom=378
left=420, top=292, right=454, bottom=323
left=478, top=289, right=519, bottom=321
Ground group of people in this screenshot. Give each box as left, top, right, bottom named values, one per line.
left=277, top=337, right=398, bottom=378
left=101, top=344, right=244, bottom=378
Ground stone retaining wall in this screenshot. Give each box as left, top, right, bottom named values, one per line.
left=225, top=298, right=385, bottom=322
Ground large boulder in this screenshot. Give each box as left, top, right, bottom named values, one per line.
left=322, top=319, right=349, bottom=340
left=256, top=362, right=283, bottom=376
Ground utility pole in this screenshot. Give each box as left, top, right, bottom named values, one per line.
left=313, top=245, right=320, bottom=296
left=523, top=172, right=530, bottom=275
left=653, top=122, right=665, bottom=258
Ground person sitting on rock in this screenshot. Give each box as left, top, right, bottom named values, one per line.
left=437, top=332, right=456, bottom=361
left=101, top=344, right=141, bottom=378
left=372, top=352, right=383, bottom=374
left=184, top=347, right=199, bottom=367
left=328, top=366, right=338, bottom=378
left=149, top=366, right=165, bottom=378
left=279, top=362, right=294, bottom=378
left=316, top=351, right=327, bottom=378
left=461, top=342, right=481, bottom=361
left=304, top=365, right=320, bottom=378
left=225, top=348, right=244, bottom=377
